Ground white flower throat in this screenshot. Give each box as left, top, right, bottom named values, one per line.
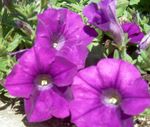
left=35, top=74, right=52, bottom=87
left=102, top=88, right=121, bottom=106
left=52, top=35, right=65, bottom=50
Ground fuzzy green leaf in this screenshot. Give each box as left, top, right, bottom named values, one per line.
left=129, top=0, right=140, bottom=5
left=7, top=35, right=22, bottom=52
left=117, top=0, right=129, bottom=17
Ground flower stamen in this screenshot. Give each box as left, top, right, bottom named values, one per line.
left=102, top=88, right=121, bottom=106
left=106, top=96, right=119, bottom=105
left=35, top=74, right=52, bottom=88
left=53, top=43, right=58, bottom=48
left=41, top=80, right=48, bottom=86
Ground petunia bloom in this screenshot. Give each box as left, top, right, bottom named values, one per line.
left=5, top=46, right=77, bottom=122
left=122, top=22, right=144, bottom=44
left=70, top=59, right=150, bottom=127
left=83, top=0, right=124, bottom=43
left=34, top=8, right=97, bottom=69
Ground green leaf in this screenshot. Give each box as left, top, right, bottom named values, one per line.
left=120, top=46, right=133, bottom=64
left=41, top=0, right=48, bottom=8
left=143, top=24, right=150, bottom=33
left=117, top=0, right=129, bottom=17
left=58, top=0, right=77, bottom=3
left=0, top=58, right=9, bottom=72
left=136, top=47, right=150, bottom=72
left=124, top=53, right=133, bottom=63
left=6, top=35, right=22, bottom=52
left=88, top=41, right=99, bottom=52
left=0, top=84, right=3, bottom=90
left=0, top=0, right=2, bottom=11
left=0, top=71, right=4, bottom=80
left=48, top=0, right=58, bottom=5
left=1, top=9, right=14, bottom=38
left=129, top=0, right=140, bottom=5
left=88, top=0, right=100, bottom=3
left=113, top=49, right=120, bottom=59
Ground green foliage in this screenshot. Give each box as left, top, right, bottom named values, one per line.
left=113, top=49, right=120, bottom=59
left=136, top=47, right=150, bottom=73
left=117, top=0, right=129, bottom=17
left=129, top=0, right=140, bottom=5
left=137, top=14, right=150, bottom=33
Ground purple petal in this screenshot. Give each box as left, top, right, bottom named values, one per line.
left=52, top=86, right=73, bottom=101
left=121, top=98, right=150, bottom=115
left=116, top=60, right=141, bottom=90
left=127, top=24, right=141, bottom=35
left=71, top=72, right=100, bottom=100
left=70, top=99, right=102, bottom=127
left=129, top=32, right=144, bottom=44
left=83, top=3, right=99, bottom=24
left=122, top=23, right=135, bottom=33
left=70, top=99, right=124, bottom=127
left=83, top=2, right=112, bottom=31
left=36, top=8, right=61, bottom=39
left=33, top=36, right=51, bottom=49
left=5, top=64, right=34, bottom=98
left=121, top=78, right=150, bottom=115
left=50, top=56, right=77, bottom=87
left=109, top=22, right=124, bottom=44
left=97, top=58, right=122, bottom=88
left=122, top=22, right=144, bottom=44
left=50, top=90, right=70, bottom=118
left=76, top=66, right=103, bottom=92
left=58, top=44, right=89, bottom=69
left=24, top=90, right=53, bottom=122
left=121, top=113, right=133, bottom=127
left=99, top=0, right=117, bottom=21
left=19, top=46, right=56, bottom=74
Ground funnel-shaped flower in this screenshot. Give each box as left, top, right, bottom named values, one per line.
left=83, top=0, right=124, bottom=43
left=5, top=46, right=77, bottom=122
left=70, top=59, right=150, bottom=127
left=35, top=8, right=97, bottom=69
left=122, top=22, right=144, bottom=44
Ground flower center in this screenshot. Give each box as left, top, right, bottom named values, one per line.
left=105, top=96, right=119, bottom=105
left=35, top=74, right=52, bottom=87
left=41, top=79, right=48, bottom=86
left=102, top=88, right=121, bottom=106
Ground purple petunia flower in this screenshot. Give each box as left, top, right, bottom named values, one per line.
left=70, top=59, right=150, bottom=127
left=5, top=46, right=77, bottom=122
left=83, top=0, right=124, bottom=43
left=34, top=8, right=98, bottom=69
left=122, top=22, right=144, bottom=44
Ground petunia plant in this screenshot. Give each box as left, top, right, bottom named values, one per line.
left=0, top=0, right=150, bottom=127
